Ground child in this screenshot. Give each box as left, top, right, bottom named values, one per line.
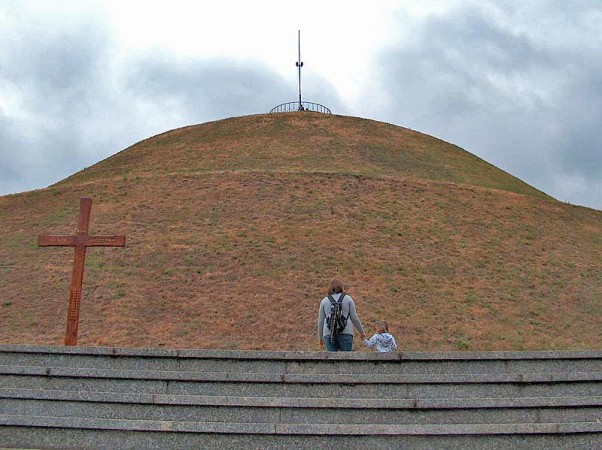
left=364, top=320, right=398, bottom=352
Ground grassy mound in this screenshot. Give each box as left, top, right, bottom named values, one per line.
left=1, top=113, right=600, bottom=350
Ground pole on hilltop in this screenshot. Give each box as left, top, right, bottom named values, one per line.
left=296, top=30, right=304, bottom=110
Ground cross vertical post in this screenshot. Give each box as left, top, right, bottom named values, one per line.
left=38, top=197, right=126, bottom=346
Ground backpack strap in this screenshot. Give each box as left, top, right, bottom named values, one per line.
left=328, top=293, right=345, bottom=305
left=339, top=294, right=350, bottom=319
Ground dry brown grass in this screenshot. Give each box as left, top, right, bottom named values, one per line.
left=0, top=113, right=600, bottom=351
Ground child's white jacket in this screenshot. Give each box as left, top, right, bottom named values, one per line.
left=364, top=332, right=397, bottom=352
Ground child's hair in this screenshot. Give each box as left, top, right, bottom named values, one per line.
left=376, top=320, right=389, bottom=333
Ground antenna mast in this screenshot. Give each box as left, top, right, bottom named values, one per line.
left=269, top=30, right=331, bottom=114
left=295, top=30, right=303, bottom=110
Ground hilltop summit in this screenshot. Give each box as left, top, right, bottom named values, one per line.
left=59, top=113, right=546, bottom=197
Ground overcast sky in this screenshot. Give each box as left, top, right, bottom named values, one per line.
left=1, top=0, right=600, bottom=210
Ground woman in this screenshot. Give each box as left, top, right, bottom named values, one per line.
left=318, top=278, right=366, bottom=351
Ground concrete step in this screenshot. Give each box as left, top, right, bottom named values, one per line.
left=4, top=388, right=602, bottom=409
left=2, top=364, right=601, bottom=383
left=2, top=396, right=601, bottom=425
left=2, top=375, right=600, bottom=399
left=2, top=413, right=602, bottom=435
left=1, top=345, right=600, bottom=375
left=1, top=425, right=601, bottom=450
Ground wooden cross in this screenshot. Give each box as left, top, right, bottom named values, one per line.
left=38, top=197, right=126, bottom=346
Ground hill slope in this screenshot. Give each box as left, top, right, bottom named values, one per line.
left=0, top=113, right=600, bottom=351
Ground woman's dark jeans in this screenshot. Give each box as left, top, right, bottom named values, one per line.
left=323, top=333, right=353, bottom=351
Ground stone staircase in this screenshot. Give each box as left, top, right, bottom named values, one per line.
left=0, top=344, right=600, bottom=449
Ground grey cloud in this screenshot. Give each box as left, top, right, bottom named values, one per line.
left=0, top=9, right=118, bottom=193
left=551, top=68, right=602, bottom=180
left=1, top=14, right=112, bottom=117
left=301, top=72, right=346, bottom=114
left=378, top=7, right=557, bottom=121
left=0, top=112, right=27, bottom=192
left=126, top=53, right=344, bottom=119
left=369, top=3, right=601, bottom=209
left=1, top=6, right=337, bottom=195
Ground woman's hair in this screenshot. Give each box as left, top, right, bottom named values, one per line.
left=327, top=278, right=346, bottom=295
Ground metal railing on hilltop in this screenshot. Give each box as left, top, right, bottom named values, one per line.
left=270, top=101, right=332, bottom=114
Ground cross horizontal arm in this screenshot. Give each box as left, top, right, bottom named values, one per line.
left=38, top=235, right=126, bottom=247
left=86, top=235, right=126, bottom=247
left=38, top=235, right=77, bottom=247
